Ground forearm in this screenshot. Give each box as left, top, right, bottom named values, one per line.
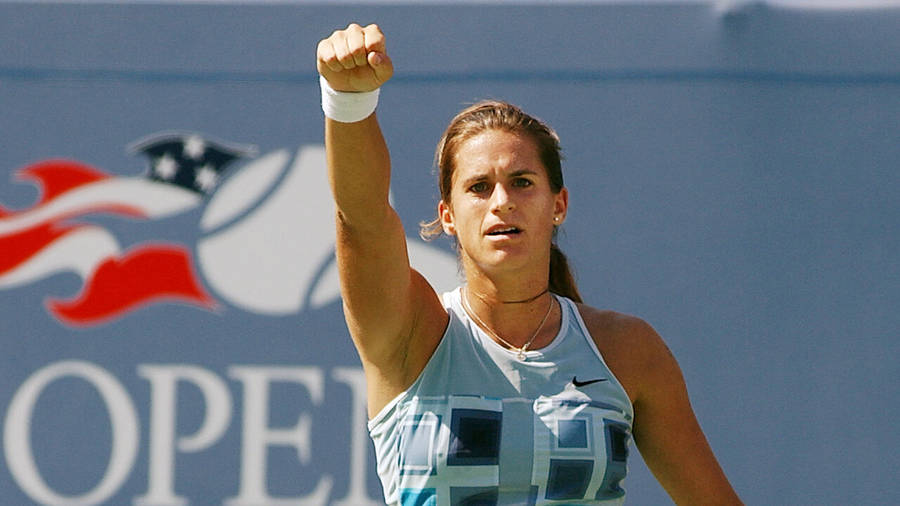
left=325, top=113, right=393, bottom=231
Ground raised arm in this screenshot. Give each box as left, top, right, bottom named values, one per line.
left=317, top=24, right=447, bottom=415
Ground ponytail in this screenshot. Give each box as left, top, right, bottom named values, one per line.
left=549, top=243, right=582, bottom=303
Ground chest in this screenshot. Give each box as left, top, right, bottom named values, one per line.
left=390, top=387, right=631, bottom=505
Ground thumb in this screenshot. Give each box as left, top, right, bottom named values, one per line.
left=368, top=51, right=394, bottom=85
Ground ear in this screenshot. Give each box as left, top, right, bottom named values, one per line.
left=553, top=187, right=569, bottom=225
left=439, top=200, right=456, bottom=235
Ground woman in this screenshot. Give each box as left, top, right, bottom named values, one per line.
left=317, top=23, right=742, bottom=505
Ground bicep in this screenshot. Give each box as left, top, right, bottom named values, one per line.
left=336, top=207, right=412, bottom=337
left=335, top=208, right=444, bottom=367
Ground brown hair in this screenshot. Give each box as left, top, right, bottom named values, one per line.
left=420, top=100, right=583, bottom=303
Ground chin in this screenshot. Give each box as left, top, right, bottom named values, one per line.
left=474, top=250, right=532, bottom=274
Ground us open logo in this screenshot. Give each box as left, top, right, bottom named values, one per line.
left=0, top=132, right=458, bottom=326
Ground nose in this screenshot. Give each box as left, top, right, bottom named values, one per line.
left=490, top=183, right=515, bottom=214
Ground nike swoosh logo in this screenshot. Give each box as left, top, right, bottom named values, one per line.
left=572, top=376, right=608, bottom=387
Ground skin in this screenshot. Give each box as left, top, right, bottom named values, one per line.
left=318, top=22, right=743, bottom=505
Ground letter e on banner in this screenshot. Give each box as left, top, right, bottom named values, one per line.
left=225, top=366, right=333, bottom=506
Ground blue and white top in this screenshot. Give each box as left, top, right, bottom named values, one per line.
left=368, top=287, right=634, bottom=505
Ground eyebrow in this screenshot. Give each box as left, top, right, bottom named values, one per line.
left=460, top=169, right=539, bottom=187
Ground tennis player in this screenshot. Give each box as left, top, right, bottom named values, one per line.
left=318, top=22, right=742, bottom=505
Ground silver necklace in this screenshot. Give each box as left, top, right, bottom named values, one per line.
left=461, top=286, right=554, bottom=360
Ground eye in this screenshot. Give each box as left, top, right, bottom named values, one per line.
left=512, top=177, right=533, bottom=188
left=469, top=181, right=489, bottom=193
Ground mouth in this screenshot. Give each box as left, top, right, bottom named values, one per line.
left=486, top=226, right=521, bottom=236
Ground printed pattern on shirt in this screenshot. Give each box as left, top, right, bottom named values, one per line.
left=395, top=391, right=630, bottom=505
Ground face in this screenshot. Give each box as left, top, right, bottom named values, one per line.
left=439, top=129, right=568, bottom=276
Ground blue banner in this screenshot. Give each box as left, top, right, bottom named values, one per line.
left=1, top=3, right=898, bottom=505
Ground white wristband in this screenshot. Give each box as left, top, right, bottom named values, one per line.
left=319, top=75, right=380, bottom=123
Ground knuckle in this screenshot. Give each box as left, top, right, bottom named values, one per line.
left=322, top=53, right=338, bottom=66
left=366, top=32, right=384, bottom=45
left=333, top=50, right=350, bottom=64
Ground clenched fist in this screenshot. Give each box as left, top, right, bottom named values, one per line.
left=317, top=23, right=394, bottom=93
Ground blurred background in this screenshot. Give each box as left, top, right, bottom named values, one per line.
left=1, top=1, right=897, bottom=504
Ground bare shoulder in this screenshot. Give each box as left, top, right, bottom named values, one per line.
left=574, top=304, right=677, bottom=404
left=574, top=304, right=670, bottom=363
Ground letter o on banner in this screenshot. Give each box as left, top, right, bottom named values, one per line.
left=3, top=360, right=140, bottom=505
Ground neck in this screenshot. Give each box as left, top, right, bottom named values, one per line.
left=462, top=261, right=551, bottom=306
left=469, top=286, right=549, bottom=305
left=458, top=251, right=560, bottom=349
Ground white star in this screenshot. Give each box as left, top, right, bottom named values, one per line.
left=183, top=135, right=206, bottom=160
left=195, top=165, right=218, bottom=192
left=154, top=154, right=178, bottom=180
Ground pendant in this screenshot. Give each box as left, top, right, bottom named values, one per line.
left=516, top=348, right=527, bottom=360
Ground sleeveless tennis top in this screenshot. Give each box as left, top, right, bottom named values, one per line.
left=368, top=287, right=634, bottom=505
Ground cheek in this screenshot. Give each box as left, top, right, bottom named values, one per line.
left=450, top=207, right=476, bottom=236
left=448, top=207, right=486, bottom=246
